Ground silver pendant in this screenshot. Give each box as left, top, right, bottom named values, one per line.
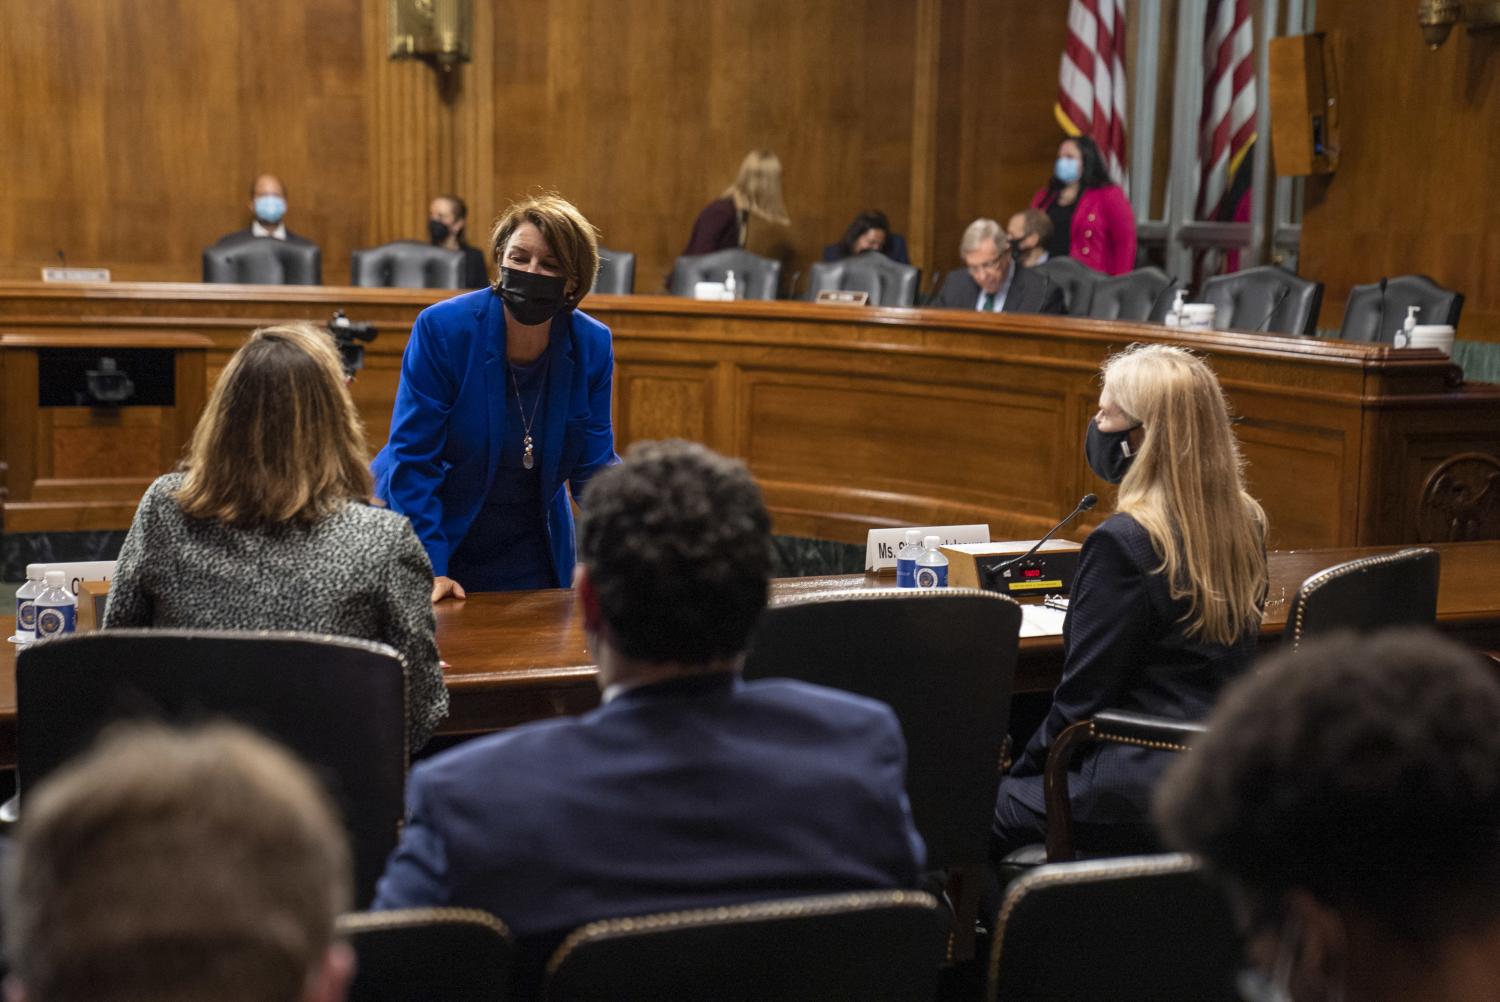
left=523, top=436, right=535, bottom=470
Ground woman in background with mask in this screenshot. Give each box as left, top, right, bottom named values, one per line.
left=374, top=194, right=618, bottom=601
left=1030, top=135, right=1136, bottom=275
left=991, top=343, right=1267, bottom=858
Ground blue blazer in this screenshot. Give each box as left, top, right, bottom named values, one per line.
left=371, top=289, right=617, bottom=583
left=373, top=672, right=926, bottom=986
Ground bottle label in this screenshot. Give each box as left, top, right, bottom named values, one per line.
left=35, top=604, right=76, bottom=639
left=896, top=556, right=916, bottom=588
left=17, top=599, right=37, bottom=634
left=914, top=564, right=948, bottom=588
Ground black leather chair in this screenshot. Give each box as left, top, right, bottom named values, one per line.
left=1033, top=257, right=1101, bottom=316
left=807, top=252, right=921, bottom=306
left=1283, top=546, right=1440, bottom=652
left=988, top=855, right=1242, bottom=1002
left=544, top=890, right=946, bottom=1002
left=350, top=241, right=464, bottom=289
left=338, top=908, right=513, bottom=1002
left=1338, top=274, right=1464, bottom=343
left=1088, top=267, right=1181, bottom=322
left=15, top=630, right=408, bottom=904
left=668, top=248, right=782, bottom=300
left=593, top=247, right=636, bottom=294
left=202, top=235, right=322, bottom=285
left=1200, top=265, right=1324, bottom=336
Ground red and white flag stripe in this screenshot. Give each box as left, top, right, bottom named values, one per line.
left=1056, top=0, right=1129, bottom=190
left=1197, top=0, right=1257, bottom=220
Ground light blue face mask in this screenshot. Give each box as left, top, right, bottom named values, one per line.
left=254, top=194, right=287, bottom=225
left=1054, top=156, right=1082, bottom=185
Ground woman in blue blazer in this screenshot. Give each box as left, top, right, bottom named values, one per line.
left=372, top=195, right=618, bottom=600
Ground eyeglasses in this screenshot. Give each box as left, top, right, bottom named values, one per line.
left=968, top=256, right=1006, bottom=276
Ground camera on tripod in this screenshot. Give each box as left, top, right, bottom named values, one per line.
left=326, top=310, right=378, bottom=380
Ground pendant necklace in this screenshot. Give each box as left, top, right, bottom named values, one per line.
left=508, top=359, right=546, bottom=470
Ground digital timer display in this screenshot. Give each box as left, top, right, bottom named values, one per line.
left=1023, top=568, right=1043, bottom=578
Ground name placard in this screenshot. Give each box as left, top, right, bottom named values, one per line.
left=864, top=524, right=990, bottom=572
left=42, top=267, right=111, bottom=283
left=816, top=289, right=869, bottom=306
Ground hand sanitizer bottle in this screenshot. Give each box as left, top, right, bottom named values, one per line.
left=723, top=269, right=738, bottom=301
left=1165, top=288, right=1187, bottom=327
left=1399, top=304, right=1420, bottom=345
left=32, top=571, right=77, bottom=640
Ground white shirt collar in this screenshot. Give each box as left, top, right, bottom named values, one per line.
left=251, top=220, right=288, bottom=240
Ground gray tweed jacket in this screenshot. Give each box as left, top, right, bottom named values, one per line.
left=102, top=473, right=448, bottom=748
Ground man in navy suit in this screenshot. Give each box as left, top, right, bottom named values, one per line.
left=373, top=440, right=925, bottom=988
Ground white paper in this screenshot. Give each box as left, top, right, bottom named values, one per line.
left=1019, top=603, right=1067, bottom=638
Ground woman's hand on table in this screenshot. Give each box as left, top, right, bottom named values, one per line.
left=432, top=575, right=467, bottom=603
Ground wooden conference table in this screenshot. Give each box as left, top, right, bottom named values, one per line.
left=2, top=540, right=1497, bottom=769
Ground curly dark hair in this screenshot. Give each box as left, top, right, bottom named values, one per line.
left=577, top=440, right=772, bottom=664
left=838, top=210, right=891, bottom=258
left=1155, top=629, right=1500, bottom=944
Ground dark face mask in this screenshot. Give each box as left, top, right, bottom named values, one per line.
left=499, top=267, right=571, bottom=326
left=428, top=218, right=452, bottom=245
left=1085, top=421, right=1140, bottom=484
left=1008, top=236, right=1028, bottom=260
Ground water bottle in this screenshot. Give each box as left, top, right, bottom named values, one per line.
left=14, top=564, right=43, bottom=643
left=32, top=571, right=77, bottom=640
left=914, top=534, right=949, bottom=589
left=895, top=529, right=924, bottom=588
left=723, top=269, right=738, bottom=300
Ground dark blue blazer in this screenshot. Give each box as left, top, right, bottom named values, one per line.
left=373, top=673, right=926, bottom=983
left=999, top=513, right=1257, bottom=828
left=371, top=289, right=617, bottom=583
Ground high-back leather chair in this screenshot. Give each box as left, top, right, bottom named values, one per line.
left=807, top=252, right=921, bottom=306
left=988, top=855, right=1242, bottom=1002
left=1033, top=257, right=1101, bottom=316
left=1088, top=267, right=1180, bottom=322
left=1200, top=265, right=1324, bottom=336
left=202, top=235, right=322, bottom=285
left=350, top=241, right=464, bottom=289
left=338, top=908, right=514, bottom=1002
left=545, top=891, right=946, bottom=1002
left=16, top=630, right=409, bottom=904
left=1338, top=274, right=1464, bottom=343
left=1283, top=547, right=1440, bottom=652
left=593, top=247, right=636, bottom=294
left=668, top=248, right=782, bottom=300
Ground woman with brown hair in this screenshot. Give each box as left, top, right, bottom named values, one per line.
left=372, top=193, right=618, bottom=600
left=103, top=322, right=446, bottom=749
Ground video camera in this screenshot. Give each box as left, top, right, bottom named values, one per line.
left=326, top=310, right=378, bottom=380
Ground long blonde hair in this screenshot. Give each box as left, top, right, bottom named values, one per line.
left=1104, top=344, right=1267, bottom=645
left=176, top=322, right=372, bottom=527
left=723, top=149, right=790, bottom=228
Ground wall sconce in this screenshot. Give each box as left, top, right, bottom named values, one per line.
left=1418, top=0, right=1500, bottom=49
left=389, top=0, right=472, bottom=71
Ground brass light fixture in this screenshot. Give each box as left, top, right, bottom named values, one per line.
left=1418, top=0, right=1500, bottom=49
left=389, top=0, right=473, bottom=70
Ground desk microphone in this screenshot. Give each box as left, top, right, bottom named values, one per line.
left=1373, top=276, right=1388, bottom=340
left=785, top=270, right=802, bottom=299
left=921, top=270, right=947, bottom=306
left=55, top=250, right=66, bottom=267
left=1252, top=284, right=1292, bottom=333
left=1146, top=274, right=1180, bottom=323
left=985, top=493, right=1098, bottom=577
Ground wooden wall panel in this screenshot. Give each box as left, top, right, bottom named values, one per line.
left=1300, top=3, right=1500, bottom=343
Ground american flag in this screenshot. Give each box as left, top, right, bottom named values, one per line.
left=1197, top=0, right=1257, bottom=224
left=1055, top=0, right=1129, bottom=190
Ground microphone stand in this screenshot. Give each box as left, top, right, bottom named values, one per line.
left=983, top=494, right=1099, bottom=580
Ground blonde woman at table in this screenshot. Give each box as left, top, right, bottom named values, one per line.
left=102, top=322, right=447, bottom=749
left=992, top=343, right=1268, bottom=857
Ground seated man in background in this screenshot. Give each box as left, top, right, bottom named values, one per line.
left=213, top=173, right=319, bottom=249
left=930, top=217, right=1064, bottom=315
left=1156, top=630, right=1500, bottom=1002
left=1006, top=208, right=1053, bottom=268
left=428, top=193, right=489, bottom=288
left=375, top=439, right=925, bottom=988
left=4, top=723, right=353, bottom=1002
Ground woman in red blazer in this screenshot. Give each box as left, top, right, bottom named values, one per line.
left=1030, top=135, right=1137, bottom=276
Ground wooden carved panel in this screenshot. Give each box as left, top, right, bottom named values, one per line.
left=39, top=408, right=165, bottom=481
left=1234, top=420, right=1351, bottom=548
left=616, top=364, right=714, bottom=448
left=1419, top=453, right=1500, bottom=543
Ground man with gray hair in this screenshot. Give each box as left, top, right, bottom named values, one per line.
left=931, top=216, right=1065, bottom=314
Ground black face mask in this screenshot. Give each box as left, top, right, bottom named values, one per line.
left=499, top=267, right=571, bottom=326
left=428, top=218, right=452, bottom=245
left=1085, top=421, right=1140, bottom=484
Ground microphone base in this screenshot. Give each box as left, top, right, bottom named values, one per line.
left=942, top=540, right=1084, bottom=597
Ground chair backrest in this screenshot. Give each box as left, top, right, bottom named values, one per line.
left=592, top=247, right=636, bottom=294
left=807, top=253, right=921, bottom=306
left=1283, top=547, right=1441, bottom=651
left=1200, top=265, right=1324, bottom=336
left=1338, top=274, right=1465, bottom=342
left=350, top=241, right=464, bottom=289
left=1033, top=256, right=1101, bottom=316
left=16, top=630, right=409, bottom=903
left=743, top=588, right=1022, bottom=871
left=202, top=235, right=322, bottom=285
left=339, top=908, right=514, bottom=1002
left=1088, top=267, right=1179, bottom=322
left=545, top=890, right=946, bottom=1002
left=988, top=854, right=1242, bottom=1002
left=668, top=248, right=782, bottom=300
